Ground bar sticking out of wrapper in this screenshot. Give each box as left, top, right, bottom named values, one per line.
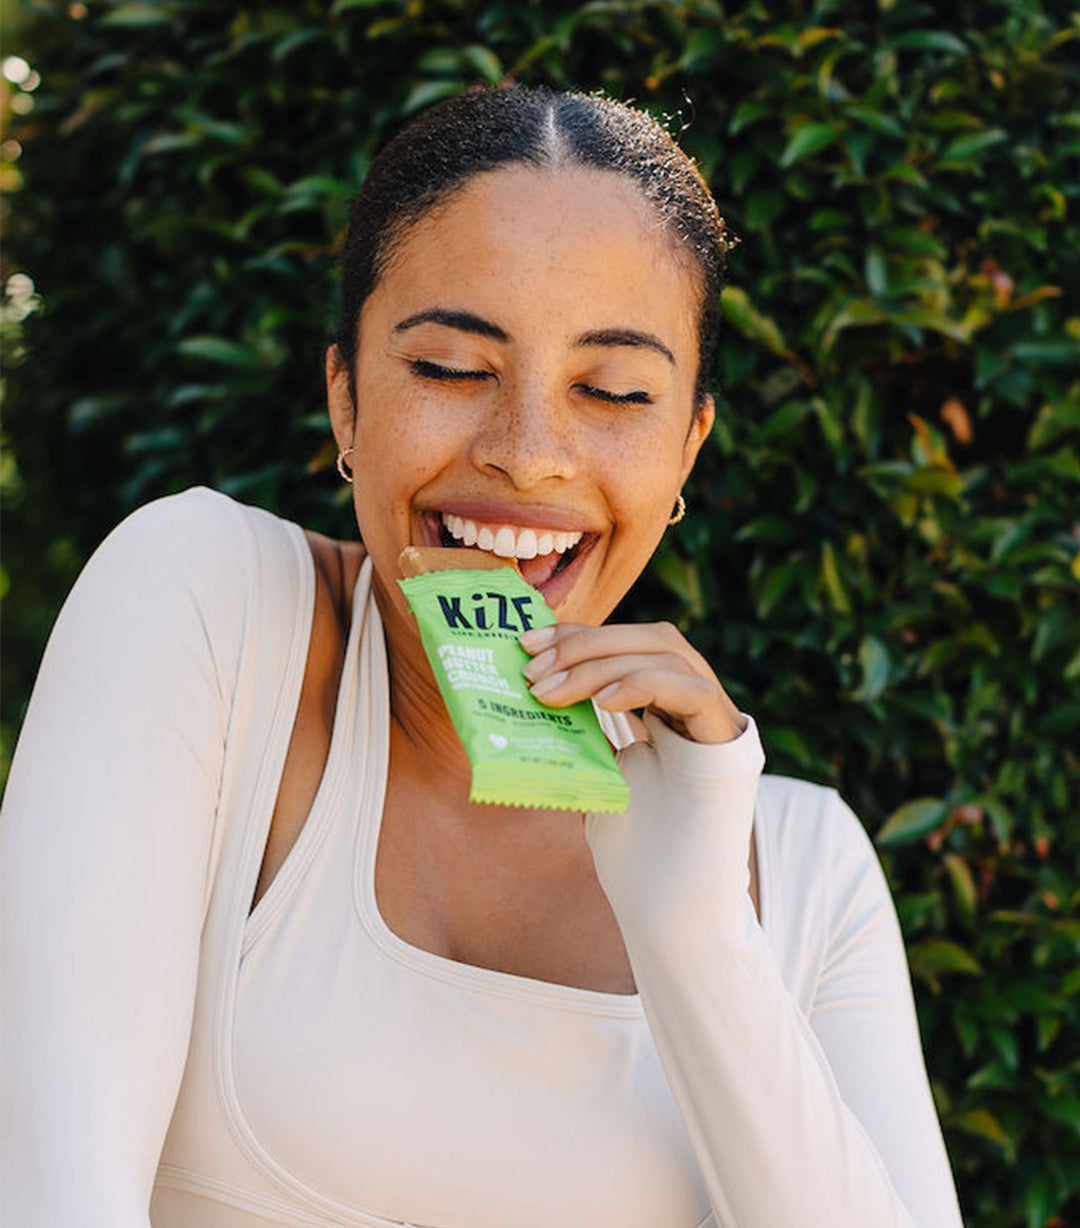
left=397, top=548, right=629, bottom=813
left=398, top=545, right=520, bottom=578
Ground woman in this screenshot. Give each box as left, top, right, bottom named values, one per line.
left=3, top=86, right=963, bottom=1227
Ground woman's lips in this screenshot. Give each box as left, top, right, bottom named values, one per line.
left=429, top=499, right=594, bottom=534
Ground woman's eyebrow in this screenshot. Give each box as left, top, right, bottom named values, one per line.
left=393, top=308, right=509, bottom=341
left=392, top=311, right=674, bottom=366
left=574, top=328, right=676, bottom=366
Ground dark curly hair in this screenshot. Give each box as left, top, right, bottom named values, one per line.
left=336, top=84, right=732, bottom=409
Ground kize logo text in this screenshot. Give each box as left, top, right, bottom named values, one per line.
left=437, top=590, right=537, bottom=633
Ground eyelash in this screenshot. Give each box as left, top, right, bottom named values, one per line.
left=409, top=360, right=653, bottom=405
left=410, top=358, right=489, bottom=383
left=577, top=384, right=653, bottom=406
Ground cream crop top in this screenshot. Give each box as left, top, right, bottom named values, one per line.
left=2, top=487, right=964, bottom=1228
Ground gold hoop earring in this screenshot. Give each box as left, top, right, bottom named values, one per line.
left=667, top=493, right=686, bottom=526
left=336, top=446, right=354, bottom=483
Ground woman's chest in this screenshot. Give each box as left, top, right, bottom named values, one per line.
left=235, top=871, right=710, bottom=1228
left=374, top=769, right=638, bottom=995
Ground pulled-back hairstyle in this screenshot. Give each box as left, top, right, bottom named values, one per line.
left=336, top=84, right=732, bottom=408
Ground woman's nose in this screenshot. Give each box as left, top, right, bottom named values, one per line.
left=467, top=382, right=577, bottom=490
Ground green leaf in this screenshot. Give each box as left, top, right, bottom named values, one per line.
left=680, top=26, right=726, bottom=71
left=1037, top=1015, right=1062, bottom=1052
left=987, top=1022, right=1019, bottom=1070
left=462, top=45, right=504, bottom=84
left=853, top=636, right=890, bottom=702
left=1062, top=966, right=1080, bottom=997
left=401, top=80, right=463, bottom=116
left=754, top=562, right=803, bottom=619
left=1037, top=703, right=1080, bottom=738
left=950, top=1107, right=1012, bottom=1154
left=176, top=336, right=262, bottom=369
left=890, top=30, right=968, bottom=55
left=943, top=853, right=977, bottom=925
left=330, top=0, right=389, bottom=12
left=809, top=208, right=848, bottom=232
left=864, top=248, right=888, bottom=297
left=908, top=938, right=982, bottom=977
left=140, top=132, right=200, bottom=157
left=651, top=546, right=704, bottom=620
left=744, top=189, right=785, bottom=229
left=1005, top=984, right=1065, bottom=1013
left=779, top=123, right=839, bottom=168
left=282, top=175, right=354, bottom=209
left=67, top=395, right=130, bottom=430
left=881, top=161, right=928, bottom=187
left=764, top=726, right=826, bottom=771
left=417, top=47, right=466, bottom=75
left=730, top=101, right=772, bottom=135
left=818, top=298, right=886, bottom=355
left=165, top=383, right=229, bottom=409
left=884, top=308, right=971, bottom=344
left=101, top=3, right=174, bottom=27
left=819, top=540, right=851, bottom=614
left=845, top=105, right=905, bottom=139
left=271, top=29, right=328, bottom=63
left=900, top=466, right=964, bottom=499
left=877, top=798, right=948, bottom=845
left=720, top=286, right=790, bottom=357
left=1037, top=1090, right=1080, bottom=1136
left=880, top=227, right=947, bottom=259
left=1011, top=340, right=1080, bottom=365
left=1025, top=1170, right=1056, bottom=1228
left=736, top=514, right=800, bottom=545
left=938, top=129, right=1008, bottom=164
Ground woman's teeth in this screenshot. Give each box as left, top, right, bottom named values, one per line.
left=441, top=514, right=582, bottom=561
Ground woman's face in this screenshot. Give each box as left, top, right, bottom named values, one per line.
left=329, top=164, right=713, bottom=629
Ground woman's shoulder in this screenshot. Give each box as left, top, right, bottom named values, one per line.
left=301, top=526, right=368, bottom=635
left=104, top=484, right=293, bottom=561
left=755, top=773, right=896, bottom=995
left=755, top=772, right=873, bottom=865
left=91, top=485, right=322, bottom=604
left=59, top=487, right=329, bottom=684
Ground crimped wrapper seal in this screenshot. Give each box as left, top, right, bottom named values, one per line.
left=398, top=568, right=629, bottom=813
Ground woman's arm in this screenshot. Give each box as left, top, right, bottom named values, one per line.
left=521, top=623, right=963, bottom=1227
left=2, top=489, right=247, bottom=1228
left=814, top=786, right=964, bottom=1225
left=588, top=717, right=963, bottom=1228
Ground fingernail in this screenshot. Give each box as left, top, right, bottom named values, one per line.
left=522, top=648, right=557, bottom=682
left=594, top=682, right=620, bottom=703
left=519, top=626, right=556, bottom=651
left=529, top=669, right=568, bottom=698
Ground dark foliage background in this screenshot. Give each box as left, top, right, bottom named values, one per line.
left=2, top=2, right=1079, bottom=1224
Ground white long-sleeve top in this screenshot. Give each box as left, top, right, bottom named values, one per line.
left=2, top=487, right=963, bottom=1228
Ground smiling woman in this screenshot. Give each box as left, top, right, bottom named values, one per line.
left=2, top=86, right=963, bottom=1228
left=332, top=161, right=711, bottom=631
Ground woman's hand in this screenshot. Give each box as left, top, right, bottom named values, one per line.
left=519, top=622, right=746, bottom=745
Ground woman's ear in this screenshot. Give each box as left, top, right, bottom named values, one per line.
left=679, top=394, right=715, bottom=485
left=326, top=344, right=355, bottom=452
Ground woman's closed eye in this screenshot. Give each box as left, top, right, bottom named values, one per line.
left=575, top=383, right=653, bottom=406
left=410, top=358, right=493, bottom=382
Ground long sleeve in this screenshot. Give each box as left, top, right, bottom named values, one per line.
left=584, top=714, right=963, bottom=1228
left=2, top=489, right=249, bottom=1228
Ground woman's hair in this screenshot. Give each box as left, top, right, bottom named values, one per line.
left=335, top=84, right=732, bottom=409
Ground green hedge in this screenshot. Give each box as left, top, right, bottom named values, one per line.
left=3, top=2, right=1079, bottom=1224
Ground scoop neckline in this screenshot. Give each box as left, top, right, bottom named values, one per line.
left=349, top=559, right=648, bottom=1019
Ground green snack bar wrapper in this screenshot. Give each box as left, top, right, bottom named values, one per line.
left=398, top=567, right=630, bottom=813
